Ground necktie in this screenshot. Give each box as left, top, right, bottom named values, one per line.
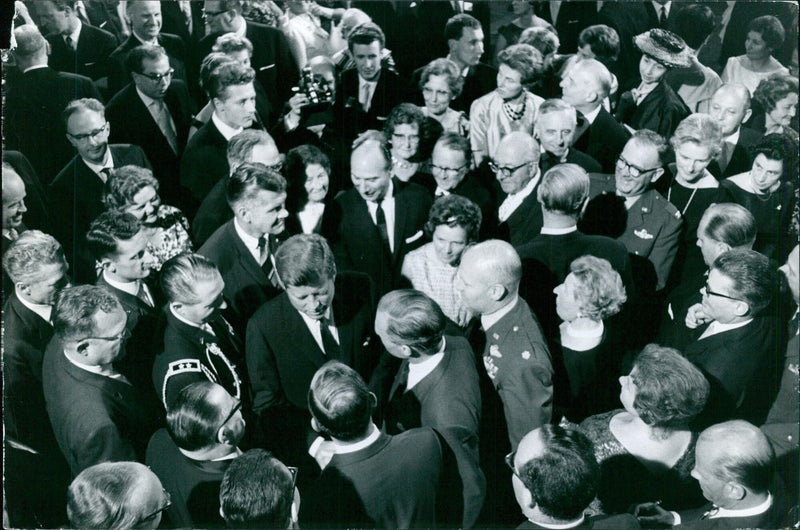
left=258, top=236, right=281, bottom=288
left=153, top=100, right=179, bottom=155
left=65, top=35, right=75, bottom=51
left=100, top=167, right=112, bottom=182
left=374, top=201, right=391, bottom=254
left=700, top=506, right=719, bottom=520
left=540, top=152, right=562, bottom=175
left=392, top=362, right=410, bottom=398
left=319, top=317, right=341, bottom=358
left=659, top=5, right=668, bottom=27
left=136, top=282, right=155, bottom=308
left=718, top=141, right=732, bottom=174
left=361, top=83, right=371, bottom=112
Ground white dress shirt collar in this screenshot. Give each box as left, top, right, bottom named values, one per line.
left=65, top=19, right=82, bottom=47
left=699, top=318, right=753, bottom=340
left=498, top=171, right=540, bottom=222
left=102, top=270, right=140, bottom=297
left=211, top=111, right=244, bottom=141
left=132, top=30, right=158, bottom=46
left=82, top=149, right=115, bottom=182
left=582, top=104, right=602, bottom=124
left=65, top=352, right=127, bottom=380
left=526, top=515, right=586, bottom=529
left=16, top=294, right=53, bottom=324
left=713, top=494, right=772, bottom=519
left=298, top=307, right=340, bottom=355
left=169, top=304, right=206, bottom=331
left=332, top=422, right=381, bottom=454
left=407, top=338, right=446, bottom=390
left=723, top=127, right=741, bottom=146
left=541, top=225, right=577, bottom=235
left=481, top=295, right=519, bottom=331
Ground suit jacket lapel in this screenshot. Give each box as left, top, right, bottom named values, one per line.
left=227, top=221, right=269, bottom=287
left=392, top=179, right=408, bottom=263
left=283, top=297, right=328, bottom=367
left=332, top=293, right=354, bottom=365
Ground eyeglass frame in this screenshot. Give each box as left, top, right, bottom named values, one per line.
left=139, top=489, right=172, bottom=522
left=287, top=466, right=299, bottom=492
left=202, top=8, right=229, bottom=19
left=489, top=160, right=532, bottom=177
left=67, top=122, right=109, bottom=142
left=505, top=450, right=521, bottom=479
left=702, top=281, right=742, bottom=302
left=81, top=327, right=132, bottom=343
left=430, top=163, right=469, bottom=176
left=616, top=155, right=661, bottom=179
left=134, top=68, right=175, bottom=83
left=217, top=399, right=242, bottom=433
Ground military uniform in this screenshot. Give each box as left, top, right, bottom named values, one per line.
left=482, top=297, right=554, bottom=449
left=588, top=174, right=683, bottom=290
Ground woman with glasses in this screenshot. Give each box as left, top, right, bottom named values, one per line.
left=401, top=194, right=482, bottom=330
left=67, top=461, right=171, bottom=529
left=104, top=165, right=193, bottom=271
left=383, top=103, right=441, bottom=182
left=721, top=132, right=797, bottom=261
left=553, top=256, right=627, bottom=423
left=418, top=58, right=470, bottom=138
left=283, top=144, right=333, bottom=235
left=470, top=43, right=544, bottom=167
left=578, top=344, right=709, bottom=515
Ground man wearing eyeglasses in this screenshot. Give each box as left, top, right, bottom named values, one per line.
left=489, top=132, right=544, bottom=247
left=106, top=0, right=188, bottom=98
left=677, top=249, right=780, bottom=428
left=50, top=97, right=152, bottom=284
left=146, top=381, right=244, bottom=528
left=42, top=285, right=164, bottom=476
left=584, top=130, right=682, bottom=292
left=106, top=45, right=194, bottom=208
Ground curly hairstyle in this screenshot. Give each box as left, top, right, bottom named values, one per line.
left=383, top=103, right=425, bottom=142
left=419, top=58, right=464, bottom=99
left=630, top=344, right=710, bottom=430
left=568, top=255, right=627, bottom=321
left=497, top=43, right=544, bottom=84
left=750, top=132, right=797, bottom=183
left=753, top=72, right=798, bottom=113
left=104, top=165, right=160, bottom=211
left=424, top=194, right=482, bottom=243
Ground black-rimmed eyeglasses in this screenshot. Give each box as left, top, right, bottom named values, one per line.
left=702, top=282, right=742, bottom=302
left=505, top=450, right=521, bottom=479
left=137, top=68, right=175, bottom=82
left=430, top=163, right=469, bottom=176
left=616, top=155, right=660, bottom=179
left=83, top=327, right=131, bottom=343
left=140, top=490, right=172, bottom=522
left=67, top=122, right=109, bottom=142
left=489, top=160, right=531, bottom=177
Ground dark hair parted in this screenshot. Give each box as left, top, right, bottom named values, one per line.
left=104, top=165, right=160, bottom=211
left=747, top=15, right=785, bottom=52
left=578, top=25, right=620, bottom=62
left=85, top=210, right=144, bottom=262
left=124, top=44, right=167, bottom=75
left=630, top=344, right=710, bottom=430
left=538, top=163, right=589, bottom=217
left=62, top=98, right=105, bottom=127
left=167, top=381, right=229, bottom=451
left=226, top=162, right=287, bottom=208
left=206, top=60, right=255, bottom=101
left=424, top=194, right=482, bottom=243
left=53, top=285, right=122, bottom=341
left=700, top=203, right=756, bottom=249
left=212, top=32, right=254, bottom=56
left=200, top=53, right=237, bottom=93
left=285, top=144, right=331, bottom=213
left=711, top=249, right=777, bottom=315
left=220, top=449, right=295, bottom=528
left=518, top=425, right=599, bottom=521
left=347, top=21, right=385, bottom=52
left=434, top=131, right=472, bottom=161
left=160, top=253, right=221, bottom=304
left=227, top=129, right=276, bottom=168
left=753, top=73, right=798, bottom=113
left=444, top=13, right=481, bottom=42
left=377, top=289, right=446, bottom=357
left=673, top=5, right=715, bottom=49
left=308, top=361, right=373, bottom=441
left=275, top=233, right=336, bottom=288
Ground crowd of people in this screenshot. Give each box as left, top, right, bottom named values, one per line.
left=2, top=1, right=798, bottom=528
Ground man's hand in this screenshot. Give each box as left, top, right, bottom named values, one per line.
left=633, top=502, right=675, bottom=527
left=685, top=303, right=711, bottom=329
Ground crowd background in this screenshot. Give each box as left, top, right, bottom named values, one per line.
left=2, top=1, right=799, bottom=529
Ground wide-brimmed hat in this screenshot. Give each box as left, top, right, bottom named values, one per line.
left=634, top=28, right=694, bottom=69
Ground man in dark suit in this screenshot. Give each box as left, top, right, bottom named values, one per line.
left=42, top=285, right=163, bottom=476
left=375, top=289, right=485, bottom=528
left=533, top=1, right=597, bottom=54
left=39, top=1, right=118, bottom=87
left=152, top=254, right=246, bottom=417
left=326, top=131, right=432, bottom=296
left=303, top=361, right=448, bottom=528
left=561, top=59, right=631, bottom=174
left=635, top=420, right=783, bottom=529
left=706, top=84, right=762, bottom=179
left=160, top=0, right=202, bottom=47
left=106, top=45, right=193, bottom=206
left=584, top=131, right=682, bottom=292
left=192, top=130, right=282, bottom=247
left=198, top=0, right=298, bottom=113
left=535, top=99, right=602, bottom=176
left=106, top=0, right=188, bottom=97
left=414, top=133, right=496, bottom=237
left=513, top=426, right=640, bottom=529
left=82, top=0, right=130, bottom=42
left=442, top=14, right=496, bottom=114
left=491, top=132, right=544, bottom=248
left=147, top=381, right=244, bottom=528
left=597, top=2, right=651, bottom=91
left=333, top=22, right=412, bottom=143
left=5, top=25, right=102, bottom=184
left=2, top=232, right=71, bottom=528
left=198, top=163, right=287, bottom=333
left=86, top=211, right=161, bottom=390
left=4, top=151, right=53, bottom=238
left=50, top=98, right=152, bottom=284
left=666, top=250, right=780, bottom=428
left=246, top=234, right=377, bottom=465
left=180, top=61, right=258, bottom=211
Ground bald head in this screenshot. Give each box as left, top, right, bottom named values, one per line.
left=456, top=240, right=522, bottom=315
left=560, top=59, right=613, bottom=110
left=696, top=420, right=773, bottom=495
left=708, top=84, right=752, bottom=137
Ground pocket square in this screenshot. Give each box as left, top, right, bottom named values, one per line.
left=634, top=228, right=654, bottom=240
left=405, top=230, right=423, bottom=244
left=259, top=64, right=275, bottom=71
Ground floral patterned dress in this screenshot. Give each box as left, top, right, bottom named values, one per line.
left=145, top=205, right=193, bottom=270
